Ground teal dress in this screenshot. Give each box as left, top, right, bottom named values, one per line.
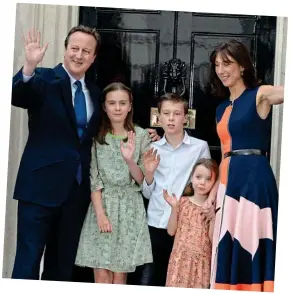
left=75, top=126, right=153, bottom=273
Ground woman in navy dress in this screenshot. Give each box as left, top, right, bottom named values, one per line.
left=208, top=39, right=284, bottom=291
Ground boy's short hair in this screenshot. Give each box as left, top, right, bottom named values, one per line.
left=157, top=93, right=189, bottom=115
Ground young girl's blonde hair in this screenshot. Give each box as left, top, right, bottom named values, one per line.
left=183, top=158, right=219, bottom=196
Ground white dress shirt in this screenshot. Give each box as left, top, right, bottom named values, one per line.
left=142, top=131, right=211, bottom=229
left=22, top=64, right=94, bottom=122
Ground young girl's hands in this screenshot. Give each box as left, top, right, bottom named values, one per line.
left=96, top=212, right=112, bottom=233
left=163, top=189, right=178, bottom=208
left=120, top=131, right=135, bottom=163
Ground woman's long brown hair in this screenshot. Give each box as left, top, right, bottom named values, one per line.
left=96, top=82, right=135, bottom=145
left=209, top=39, right=260, bottom=98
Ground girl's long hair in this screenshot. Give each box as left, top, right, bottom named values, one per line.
left=97, top=82, right=135, bottom=145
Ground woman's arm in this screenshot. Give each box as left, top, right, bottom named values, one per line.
left=209, top=216, right=215, bottom=243
left=207, top=177, right=219, bottom=204
left=202, top=145, right=222, bottom=220
left=257, top=85, right=284, bottom=119
left=258, top=85, right=284, bottom=106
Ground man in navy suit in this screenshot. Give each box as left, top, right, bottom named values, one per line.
left=11, top=25, right=159, bottom=282
left=11, top=25, right=104, bottom=282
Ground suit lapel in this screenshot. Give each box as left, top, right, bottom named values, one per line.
left=81, top=78, right=101, bottom=141
left=53, top=64, right=101, bottom=142
left=53, top=64, right=79, bottom=139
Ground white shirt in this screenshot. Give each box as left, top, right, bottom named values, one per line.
left=142, top=131, right=211, bottom=229
left=22, top=64, right=94, bottom=122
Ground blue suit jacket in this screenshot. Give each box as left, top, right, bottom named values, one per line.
left=11, top=63, right=101, bottom=207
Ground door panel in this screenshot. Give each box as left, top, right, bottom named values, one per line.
left=79, top=7, right=276, bottom=163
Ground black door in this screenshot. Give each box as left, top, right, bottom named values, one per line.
left=80, top=7, right=276, bottom=164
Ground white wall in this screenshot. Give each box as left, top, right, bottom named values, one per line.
left=2, top=3, right=79, bottom=278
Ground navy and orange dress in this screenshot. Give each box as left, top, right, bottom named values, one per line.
left=211, top=86, right=278, bottom=291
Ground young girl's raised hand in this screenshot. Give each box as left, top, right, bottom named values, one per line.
left=120, top=131, right=136, bottom=163
left=163, top=189, right=178, bottom=208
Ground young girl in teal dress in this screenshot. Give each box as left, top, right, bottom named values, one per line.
left=75, top=82, right=152, bottom=284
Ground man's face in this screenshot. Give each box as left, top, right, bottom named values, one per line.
left=63, top=31, right=97, bottom=80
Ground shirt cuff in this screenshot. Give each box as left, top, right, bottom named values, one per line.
left=22, top=72, right=35, bottom=83
left=141, top=178, right=155, bottom=199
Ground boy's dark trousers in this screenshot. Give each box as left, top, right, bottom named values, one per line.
left=127, top=225, right=174, bottom=286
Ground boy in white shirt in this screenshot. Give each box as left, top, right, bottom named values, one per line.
left=141, top=93, right=211, bottom=286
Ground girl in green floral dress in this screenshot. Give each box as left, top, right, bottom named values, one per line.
left=75, top=82, right=153, bottom=284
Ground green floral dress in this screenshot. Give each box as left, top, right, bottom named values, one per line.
left=75, top=126, right=153, bottom=273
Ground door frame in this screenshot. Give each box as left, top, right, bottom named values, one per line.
left=76, top=6, right=285, bottom=182
left=79, top=8, right=285, bottom=183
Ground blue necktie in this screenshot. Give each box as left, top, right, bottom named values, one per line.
left=74, top=80, right=87, bottom=184
left=74, top=80, right=87, bottom=138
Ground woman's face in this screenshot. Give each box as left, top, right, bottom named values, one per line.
left=215, top=52, right=244, bottom=88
